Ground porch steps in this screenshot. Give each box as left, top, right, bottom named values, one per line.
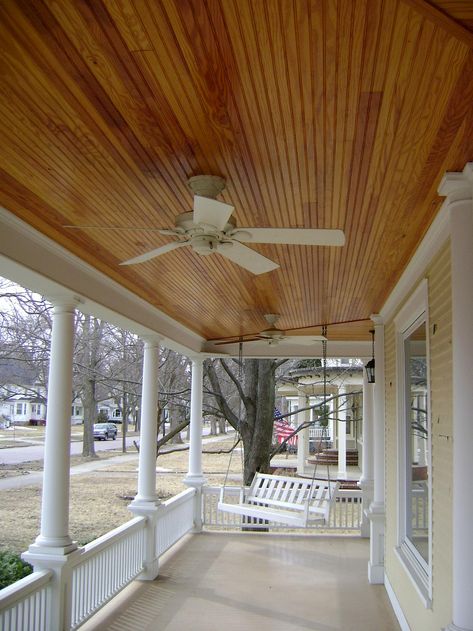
left=308, top=448, right=359, bottom=467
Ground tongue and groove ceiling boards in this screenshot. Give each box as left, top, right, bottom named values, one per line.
left=0, top=1, right=472, bottom=344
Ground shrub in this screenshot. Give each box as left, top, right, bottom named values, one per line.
left=0, top=550, right=33, bottom=590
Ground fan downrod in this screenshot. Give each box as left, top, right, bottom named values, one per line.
left=187, top=175, right=226, bottom=199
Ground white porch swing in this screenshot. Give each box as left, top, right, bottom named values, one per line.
left=217, top=329, right=340, bottom=528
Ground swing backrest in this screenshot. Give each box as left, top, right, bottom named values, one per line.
left=246, top=473, right=340, bottom=521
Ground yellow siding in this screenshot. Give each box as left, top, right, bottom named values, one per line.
left=384, top=242, right=452, bottom=630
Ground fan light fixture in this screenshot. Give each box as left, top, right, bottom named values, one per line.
left=365, top=329, right=375, bottom=383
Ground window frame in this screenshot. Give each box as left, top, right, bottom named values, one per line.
left=394, top=279, right=432, bottom=605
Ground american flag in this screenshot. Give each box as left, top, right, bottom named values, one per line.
left=273, top=408, right=298, bottom=446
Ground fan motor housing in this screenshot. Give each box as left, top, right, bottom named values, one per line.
left=175, top=212, right=236, bottom=235
left=190, top=235, right=218, bottom=256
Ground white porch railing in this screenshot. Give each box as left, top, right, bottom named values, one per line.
left=69, top=516, right=146, bottom=630
left=0, top=569, right=52, bottom=631
left=309, top=427, right=333, bottom=441
left=156, top=487, right=196, bottom=556
left=203, top=486, right=363, bottom=531
left=1, top=483, right=365, bottom=630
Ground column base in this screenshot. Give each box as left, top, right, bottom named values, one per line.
left=368, top=561, right=385, bottom=584
left=27, top=538, right=78, bottom=557
left=22, top=546, right=82, bottom=631
left=183, top=474, right=207, bottom=487
left=337, top=470, right=347, bottom=480
left=367, top=502, right=385, bottom=584
left=444, top=625, right=473, bottom=631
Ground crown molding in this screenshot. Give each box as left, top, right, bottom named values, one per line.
left=0, top=207, right=204, bottom=355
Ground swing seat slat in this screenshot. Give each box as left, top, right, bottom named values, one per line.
left=218, top=473, right=340, bottom=528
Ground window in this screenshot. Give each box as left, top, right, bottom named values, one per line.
left=395, top=280, right=431, bottom=604
left=16, top=402, right=26, bottom=415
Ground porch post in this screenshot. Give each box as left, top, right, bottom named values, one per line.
left=359, top=370, right=374, bottom=538
left=337, top=386, right=347, bottom=480
left=23, top=298, right=79, bottom=631
left=297, top=395, right=310, bottom=475
left=184, top=356, right=206, bottom=532
left=129, top=337, right=161, bottom=581
left=367, top=314, right=385, bottom=583
left=439, top=163, right=473, bottom=631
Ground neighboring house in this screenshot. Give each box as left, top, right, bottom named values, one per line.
left=0, top=389, right=124, bottom=426
left=0, top=385, right=47, bottom=426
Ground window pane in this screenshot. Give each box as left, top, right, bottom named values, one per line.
left=404, top=320, right=429, bottom=563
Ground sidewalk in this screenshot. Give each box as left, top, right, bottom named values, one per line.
left=0, top=433, right=233, bottom=491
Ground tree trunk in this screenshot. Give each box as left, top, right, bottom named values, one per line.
left=82, top=377, right=97, bottom=458
left=240, top=359, right=276, bottom=485
left=218, top=418, right=226, bottom=434
left=168, top=403, right=184, bottom=444
left=210, top=418, right=217, bottom=435
left=121, top=392, right=128, bottom=453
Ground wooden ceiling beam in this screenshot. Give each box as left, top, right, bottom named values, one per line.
left=402, top=0, right=473, bottom=48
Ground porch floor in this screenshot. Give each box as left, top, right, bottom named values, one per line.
left=82, top=533, right=400, bottom=631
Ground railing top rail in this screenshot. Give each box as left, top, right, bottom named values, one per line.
left=0, top=569, right=52, bottom=609
left=72, top=516, right=146, bottom=565
left=159, top=487, right=196, bottom=511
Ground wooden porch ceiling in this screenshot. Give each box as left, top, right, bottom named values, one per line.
left=0, top=1, right=472, bottom=344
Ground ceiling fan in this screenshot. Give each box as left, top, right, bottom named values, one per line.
left=210, top=314, right=327, bottom=347
left=65, top=175, right=344, bottom=276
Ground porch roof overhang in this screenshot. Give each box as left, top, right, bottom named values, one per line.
left=0, top=1, right=471, bottom=359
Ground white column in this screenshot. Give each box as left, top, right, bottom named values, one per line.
left=337, top=386, right=347, bottom=479
left=132, top=338, right=160, bottom=504
left=129, top=337, right=161, bottom=580
left=359, top=369, right=374, bottom=538
left=29, top=300, right=77, bottom=553
left=439, top=163, right=473, bottom=631
left=184, top=357, right=206, bottom=532
left=297, top=395, right=310, bottom=475
left=367, top=315, right=385, bottom=583
left=23, top=298, right=79, bottom=631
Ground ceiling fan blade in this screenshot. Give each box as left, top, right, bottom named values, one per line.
left=193, top=195, right=234, bottom=231
left=234, top=228, right=345, bottom=246
left=64, top=224, right=168, bottom=234
left=120, top=241, right=188, bottom=265
left=219, top=241, right=279, bottom=275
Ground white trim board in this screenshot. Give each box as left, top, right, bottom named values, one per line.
left=385, top=573, right=412, bottom=631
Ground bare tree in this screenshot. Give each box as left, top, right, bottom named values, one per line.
left=205, top=358, right=288, bottom=484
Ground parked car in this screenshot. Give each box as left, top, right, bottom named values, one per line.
left=93, top=422, right=117, bottom=441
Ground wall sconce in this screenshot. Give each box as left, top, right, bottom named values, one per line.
left=365, top=329, right=375, bottom=383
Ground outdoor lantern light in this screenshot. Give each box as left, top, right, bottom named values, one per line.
left=365, top=329, right=375, bottom=383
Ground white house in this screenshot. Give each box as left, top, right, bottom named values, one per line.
left=0, top=387, right=47, bottom=426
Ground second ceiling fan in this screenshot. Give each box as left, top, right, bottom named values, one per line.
left=210, top=314, right=327, bottom=347
left=120, top=175, right=345, bottom=275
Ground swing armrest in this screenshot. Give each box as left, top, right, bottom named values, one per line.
left=219, top=485, right=249, bottom=504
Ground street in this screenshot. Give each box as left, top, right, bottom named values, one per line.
left=0, top=434, right=139, bottom=465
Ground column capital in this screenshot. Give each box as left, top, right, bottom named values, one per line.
left=141, top=335, right=162, bottom=348
left=370, top=313, right=384, bottom=326
left=47, top=295, right=81, bottom=313
left=189, top=354, right=205, bottom=365
left=438, top=162, right=473, bottom=202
